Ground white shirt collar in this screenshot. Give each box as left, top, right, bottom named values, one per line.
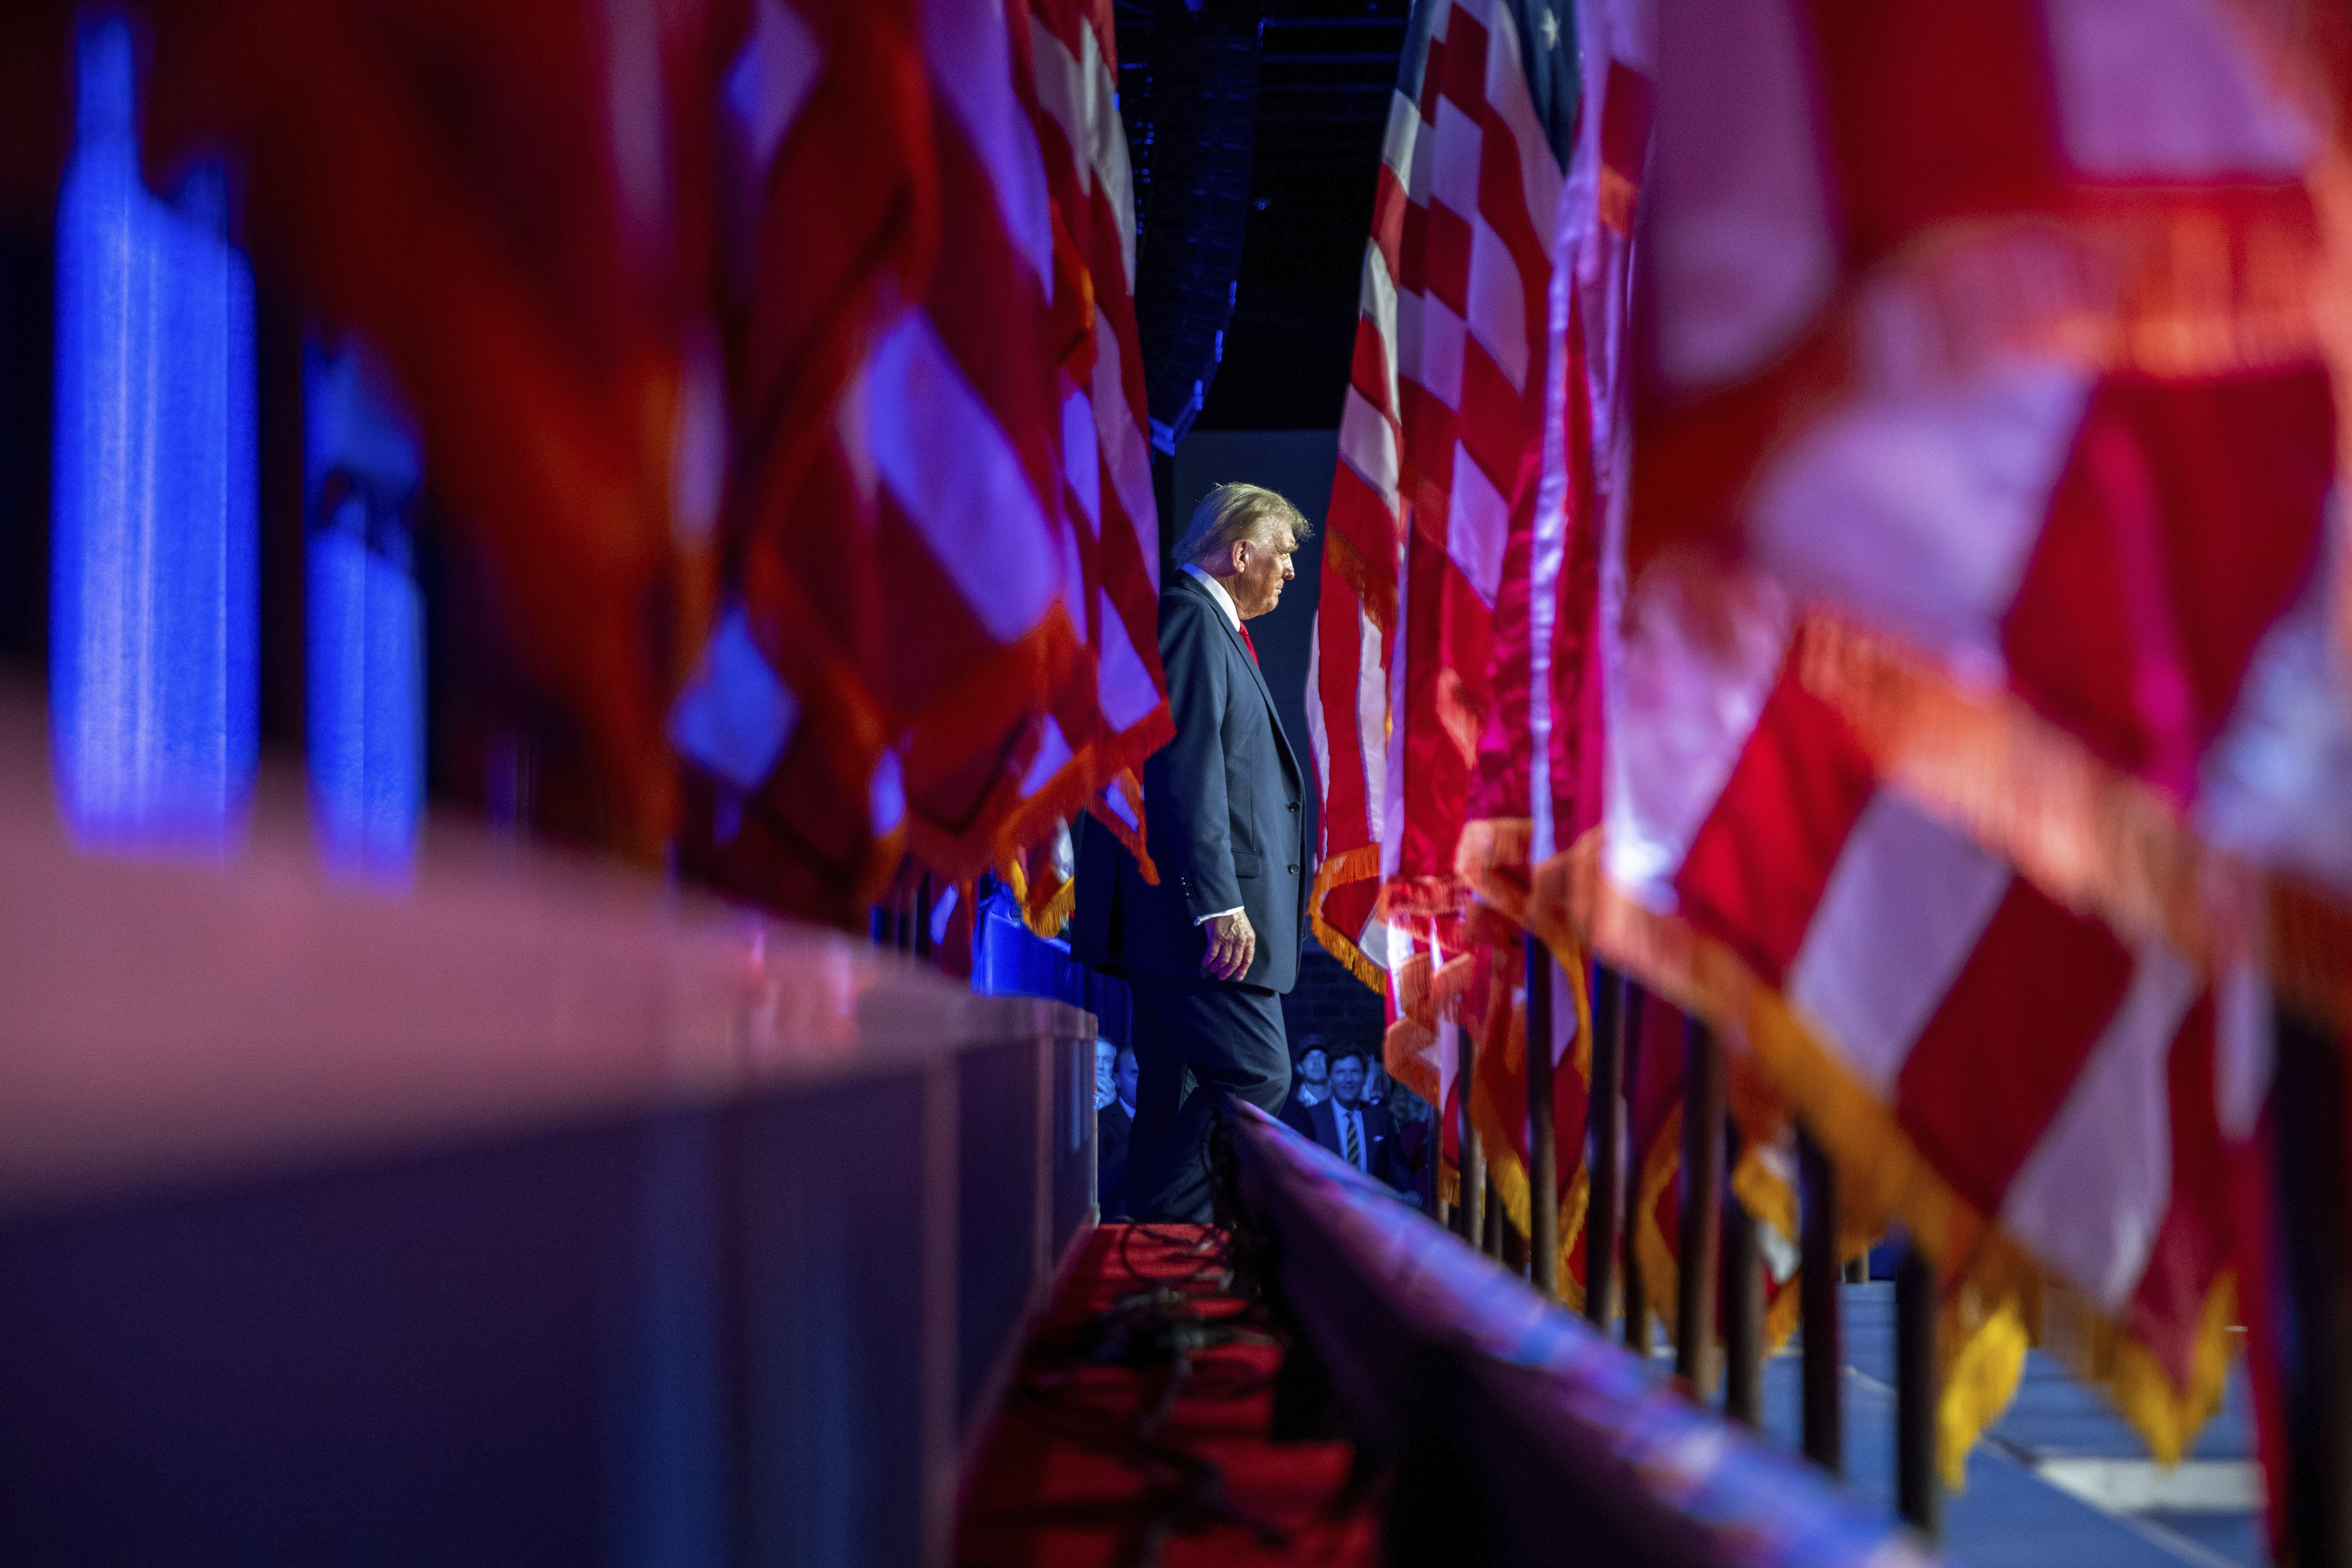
left=1180, top=562, right=1242, bottom=630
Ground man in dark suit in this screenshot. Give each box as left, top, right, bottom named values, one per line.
left=1071, top=484, right=1312, bottom=1223
left=1307, top=1048, right=1413, bottom=1198
left=1097, top=1046, right=1138, bottom=1219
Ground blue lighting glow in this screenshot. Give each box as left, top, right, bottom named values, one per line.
left=305, top=342, right=424, bottom=877
left=51, top=17, right=258, bottom=854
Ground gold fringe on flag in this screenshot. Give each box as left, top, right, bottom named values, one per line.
left=1384, top=1013, right=1442, bottom=1108
left=1309, top=843, right=1387, bottom=991
left=1455, top=815, right=1583, bottom=962
left=1025, top=870, right=1076, bottom=938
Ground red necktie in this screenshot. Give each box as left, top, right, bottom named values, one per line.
left=1238, top=621, right=1259, bottom=663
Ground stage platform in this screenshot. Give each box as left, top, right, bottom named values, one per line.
left=1743, top=1287, right=2261, bottom=1568
left=962, top=1234, right=2269, bottom=1568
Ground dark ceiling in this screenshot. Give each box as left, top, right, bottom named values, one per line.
left=1118, top=0, right=1411, bottom=433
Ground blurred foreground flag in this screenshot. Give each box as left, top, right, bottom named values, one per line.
left=1592, top=0, right=2352, bottom=1486
left=671, top=0, right=1166, bottom=925
left=128, top=0, right=737, bottom=857
left=1005, top=0, right=1172, bottom=933
left=1627, top=0, right=2350, bottom=991
left=89, top=0, right=1155, bottom=923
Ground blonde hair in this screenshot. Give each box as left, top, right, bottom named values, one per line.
left=1175, top=482, right=1311, bottom=568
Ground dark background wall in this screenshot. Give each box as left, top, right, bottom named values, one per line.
left=1118, top=3, right=1408, bottom=437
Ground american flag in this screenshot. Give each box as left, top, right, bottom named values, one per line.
left=673, top=0, right=1163, bottom=926
left=1308, top=0, right=1580, bottom=992
left=1601, top=0, right=2350, bottom=1489
left=1460, top=0, right=1649, bottom=925
left=126, top=0, right=741, bottom=858
left=1453, top=0, right=1654, bottom=1301
left=1005, top=0, right=1172, bottom=932
left=1307, top=0, right=1586, bottom=1266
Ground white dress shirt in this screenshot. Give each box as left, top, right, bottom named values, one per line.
left=1181, top=561, right=1241, bottom=628
left=1179, top=562, right=1246, bottom=927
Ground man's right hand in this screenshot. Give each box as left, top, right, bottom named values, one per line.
left=1202, top=910, right=1258, bottom=981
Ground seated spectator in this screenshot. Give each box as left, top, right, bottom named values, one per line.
left=1098, top=1042, right=1137, bottom=1219
left=1305, top=1048, right=1417, bottom=1202
left=1278, top=1037, right=1332, bottom=1136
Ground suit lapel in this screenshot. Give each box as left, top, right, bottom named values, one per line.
left=1174, top=571, right=1302, bottom=787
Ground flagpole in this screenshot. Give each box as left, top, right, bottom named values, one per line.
left=1526, top=938, right=1560, bottom=1298
left=1723, top=1123, right=1763, bottom=1426
left=1675, top=1018, right=1724, bottom=1395
left=1456, top=1020, right=1485, bottom=1249
left=1585, top=964, right=1623, bottom=1328
left=1799, top=1127, right=1844, bottom=1473
left=1896, top=1242, right=1941, bottom=1538
left=1620, top=982, right=1651, bottom=1356
left=2274, top=999, right=2352, bottom=1568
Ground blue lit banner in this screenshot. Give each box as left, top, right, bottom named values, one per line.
left=305, top=342, right=423, bottom=877
left=51, top=16, right=257, bottom=854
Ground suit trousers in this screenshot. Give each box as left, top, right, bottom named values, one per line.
left=1125, top=973, right=1291, bottom=1224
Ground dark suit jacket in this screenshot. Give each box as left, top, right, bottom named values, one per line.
left=1071, top=570, right=1310, bottom=992
left=1097, top=1101, right=1133, bottom=1219
left=1278, top=1088, right=1321, bottom=1141
left=1309, top=1098, right=1407, bottom=1192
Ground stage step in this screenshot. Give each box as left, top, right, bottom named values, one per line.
left=956, top=1224, right=1381, bottom=1568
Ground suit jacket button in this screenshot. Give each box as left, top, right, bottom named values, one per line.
left=1287, top=864, right=1298, bottom=874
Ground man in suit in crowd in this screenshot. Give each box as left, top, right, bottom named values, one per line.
left=1071, top=483, right=1312, bottom=1223
left=1097, top=1045, right=1139, bottom=1219
left=1093, top=1039, right=1119, bottom=1112
left=1308, top=1048, right=1414, bottom=1200
left=1096, top=1044, right=1133, bottom=1222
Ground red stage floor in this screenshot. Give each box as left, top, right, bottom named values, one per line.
left=956, top=1224, right=1381, bottom=1568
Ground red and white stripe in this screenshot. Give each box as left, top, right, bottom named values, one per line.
left=1601, top=0, right=2346, bottom=1462
left=1315, top=0, right=1573, bottom=982
left=1025, top=0, right=1168, bottom=783
left=673, top=0, right=1104, bottom=906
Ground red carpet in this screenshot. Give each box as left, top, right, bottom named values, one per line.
left=956, top=1224, right=1381, bottom=1567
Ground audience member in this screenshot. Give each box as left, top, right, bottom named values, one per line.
left=1093, top=1039, right=1117, bottom=1112
left=1278, top=1037, right=1331, bottom=1136
left=1098, top=1042, right=1136, bottom=1219
left=1305, top=1048, right=1415, bottom=1201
